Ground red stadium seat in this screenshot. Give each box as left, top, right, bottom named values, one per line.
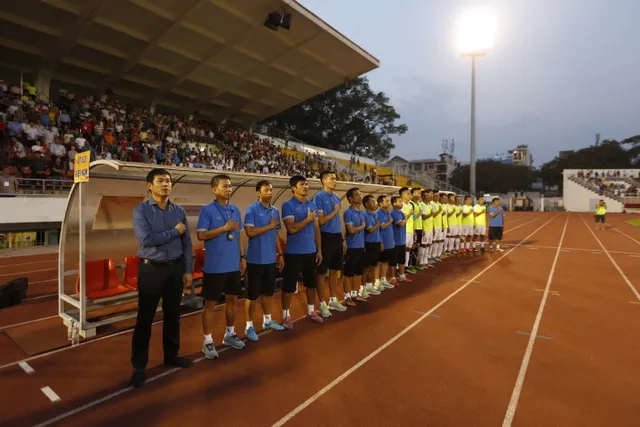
left=122, top=256, right=139, bottom=290
left=75, top=259, right=132, bottom=300
left=192, top=248, right=205, bottom=280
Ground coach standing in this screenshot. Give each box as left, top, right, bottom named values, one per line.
left=130, top=168, right=194, bottom=388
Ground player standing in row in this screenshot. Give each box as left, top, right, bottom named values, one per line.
left=460, top=195, right=475, bottom=251
left=198, top=175, right=246, bottom=360
left=418, top=189, right=432, bottom=268
left=473, top=196, right=487, bottom=252
left=410, top=188, right=424, bottom=270
left=313, top=171, right=347, bottom=314
left=363, top=195, right=384, bottom=294
left=399, top=187, right=415, bottom=273
left=376, top=195, right=396, bottom=288
left=281, top=175, right=325, bottom=323
left=243, top=180, right=286, bottom=342
left=453, top=195, right=463, bottom=253
left=391, top=196, right=411, bottom=281
left=487, top=197, right=505, bottom=252
left=343, top=187, right=370, bottom=303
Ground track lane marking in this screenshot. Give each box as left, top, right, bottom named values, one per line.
left=41, top=387, right=61, bottom=403
left=18, top=361, right=35, bottom=375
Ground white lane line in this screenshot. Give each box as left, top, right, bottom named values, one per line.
left=611, top=225, right=640, bottom=246
left=0, top=259, right=57, bottom=269
left=41, top=386, right=61, bottom=403
left=0, top=268, right=56, bottom=277
left=18, top=361, right=35, bottom=375
left=502, top=215, right=568, bottom=427
left=0, top=315, right=59, bottom=331
left=581, top=216, right=640, bottom=302
left=271, top=215, right=559, bottom=427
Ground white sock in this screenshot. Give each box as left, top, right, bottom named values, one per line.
left=374, top=279, right=380, bottom=287
left=359, top=285, right=365, bottom=292
left=496, top=243, right=501, bottom=250
left=351, top=290, right=358, bottom=297
left=225, top=326, right=235, bottom=336
left=405, top=251, right=410, bottom=267
left=422, top=247, right=428, bottom=264
left=366, top=282, right=373, bottom=290
left=263, top=314, right=272, bottom=324
left=449, top=238, right=454, bottom=251
left=320, top=301, right=328, bottom=307
left=246, top=321, right=253, bottom=329
left=429, top=245, right=435, bottom=258
left=329, top=296, right=337, bottom=303
left=400, top=274, right=406, bottom=279
left=481, top=241, right=485, bottom=249
left=282, top=309, right=290, bottom=318
left=344, top=293, right=350, bottom=300
left=204, top=334, right=213, bottom=344
left=466, top=241, right=471, bottom=249
left=455, top=238, right=461, bottom=250
left=439, top=242, right=444, bottom=256
left=417, top=247, right=424, bottom=264
left=307, top=304, right=315, bottom=315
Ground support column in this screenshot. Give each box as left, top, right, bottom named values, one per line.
left=34, top=70, right=53, bottom=100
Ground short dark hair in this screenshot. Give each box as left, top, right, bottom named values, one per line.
left=377, top=195, right=387, bottom=204
left=465, top=195, right=473, bottom=201
left=211, top=174, right=231, bottom=188
left=256, top=180, right=271, bottom=192
left=399, top=187, right=409, bottom=196
left=362, top=195, right=374, bottom=206
left=289, top=175, right=307, bottom=190
left=346, top=187, right=360, bottom=203
left=146, top=168, right=171, bottom=184
left=411, top=187, right=421, bottom=193
left=492, top=197, right=500, bottom=202
left=421, top=189, right=429, bottom=195
left=319, top=170, right=336, bottom=183
left=391, top=196, right=401, bottom=204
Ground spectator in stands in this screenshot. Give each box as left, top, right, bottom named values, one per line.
left=1, top=166, right=18, bottom=195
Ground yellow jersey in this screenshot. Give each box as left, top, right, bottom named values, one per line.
left=473, top=204, right=487, bottom=226
left=411, top=200, right=422, bottom=230
left=422, top=202, right=434, bottom=232
left=595, top=205, right=606, bottom=215
left=461, top=205, right=475, bottom=226
left=404, top=203, right=414, bottom=233
left=442, top=203, right=449, bottom=228
left=432, top=201, right=443, bottom=229
left=454, top=205, right=462, bottom=226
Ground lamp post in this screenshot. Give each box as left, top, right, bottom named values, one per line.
left=457, top=8, right=497, bottom=196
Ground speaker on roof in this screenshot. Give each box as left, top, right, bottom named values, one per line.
left=281, top=12, right=292, bottom=30
left=264, top=10, right=292, bottom=31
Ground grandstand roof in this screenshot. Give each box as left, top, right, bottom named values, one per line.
left=0, top=0, right=379, bottom=124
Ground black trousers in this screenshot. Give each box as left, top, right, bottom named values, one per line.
left=131, top=260, right=184, bottom=370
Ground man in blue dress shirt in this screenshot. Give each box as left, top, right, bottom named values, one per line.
left=282, top=175, right=324, bottom=324
left=313, top=171, right=347, bottom=315
left=130, top=168, right=194, bottom=388
left=197, top=175, right=247, bottom=360
left=243, top=180, right=286, bottom=339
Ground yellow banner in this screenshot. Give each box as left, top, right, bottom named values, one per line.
left=74, top=152, right=90, bottom=183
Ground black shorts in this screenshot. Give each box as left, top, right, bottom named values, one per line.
left=282, top=253, right=317, bottom=293
left=395, top=245, right=406, bottom=265
left=246, top=263, right=277, bottom=300
left=364, top=242, right=381, bottom=267
left=344, top=248, right=365, bottom=277
left=488, top=227, right=504, bottom=241
left=414, top=230, right=423, bottom=247
left=595, top=214, right=605, bottom=223
left=202, top=271, right=242, bottom=301
left=379, top=248, right=396, bottom=265
left=318, top=232, right=344, bottom=274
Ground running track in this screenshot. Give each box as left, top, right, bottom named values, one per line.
left=0, top=212, right=638, bottom=427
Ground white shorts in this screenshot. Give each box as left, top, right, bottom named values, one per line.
left=422, top=230, right=434, bottom=245
left=474, top=225, right=486, bottom=236
left=461, top=225, right=474, bottom=236
left=449, top=225, right=459, bottom=236
left=406, top=232, right=415, bottom=247
left=434, top=228, right=445, bottom=241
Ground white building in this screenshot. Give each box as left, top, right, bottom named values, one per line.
left=385, top=153, right=457, bottom=183
left=508, top=144, right=533, bottom=167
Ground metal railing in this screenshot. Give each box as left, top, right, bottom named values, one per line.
left=569, top=176, right=640, bottom=204
left=1, top=177, right=73, bottom=195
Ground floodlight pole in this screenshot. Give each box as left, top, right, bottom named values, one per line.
left=469, top=55, right=477, bottom=197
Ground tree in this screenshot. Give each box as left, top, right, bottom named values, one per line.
left=257, top=77, right=408, bottom=162
left=449, top=160, right=536, bottom=194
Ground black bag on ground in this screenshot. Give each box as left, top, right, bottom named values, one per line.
left=0, top=277, right=29, bottom=309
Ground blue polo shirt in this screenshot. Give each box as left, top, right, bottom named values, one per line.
left=245, top=200, right=281, bottom=265
left=312, top=190, right=342, bottom=234
left=196, top=201, right=243, bottom=274
left=282, top=197, right=318, bottom=254
left=364, top=210, right=381, bottom=243
left=488, top=205, right=504, bottom=227
left=391, top=209, right=406, bottom=246
left=377, top=209, right=395, bottom=250
left=343, top=206, right=365, bottom=249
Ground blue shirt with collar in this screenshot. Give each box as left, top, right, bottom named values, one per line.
left=364, top=210, right=381, bottom=243
left=244, top=200, right=281, bottom=265
left=282, top=197, right=318, bottom=254
left=488, top=205, right=505, bottom=227
left=391, top=209, right=407, bottom=246
left=343, top=206, right=365, bottom=249
left=312, top=190, right=342, bottom=234
left=377, top=209, right=395, bottom=250
left=196, top=201, right=243, bottom=274
left=132, top=198, right=193, bottom=274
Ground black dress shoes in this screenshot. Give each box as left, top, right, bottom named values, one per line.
left=164, top=355, right=193, bottom=368
left=130, top=369, right=146, bottom=388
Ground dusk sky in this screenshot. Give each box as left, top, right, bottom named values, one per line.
left=298, top=0, right=640, bottom=166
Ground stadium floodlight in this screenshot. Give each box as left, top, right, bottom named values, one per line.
left=456, top=7, right=497, bottom=196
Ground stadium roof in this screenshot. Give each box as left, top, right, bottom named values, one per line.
left=0, top=0, right=380, bottom=124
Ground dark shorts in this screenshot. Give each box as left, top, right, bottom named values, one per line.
left=595, top=214, right=605, bottom=223
left=202, top=271, right=242, bottom=301
left=488, top=227, right=504, bottom=241
left=414, top=230, right=423, bottom=247
left=318, top=232, right=344, bottom=274
left=379, top=248, right=396, bottom=265
left=282, top=253, right=317, bottom=293
left=246, top=263, right=277, bottom=300
left=364, top=242, right=381, bottom=267
left=344, top=248, right=365, bottom=277
left=395, top=245, right=406, bottom=266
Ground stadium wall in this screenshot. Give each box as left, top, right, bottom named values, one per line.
left=562, top=177, right=624, bottom=212
left=0, top=196, right=66, bottom=225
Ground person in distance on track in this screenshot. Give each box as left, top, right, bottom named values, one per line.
left=391, top=196, right=412, bottom=281
left=281, top=175, right=325, bottom=323
left=487, top=197, right=505, bottom=252
left=363, top=195, right=384, bottom=295
left=313, top=171, right=347, bottom=314
left=243, top=180, right=286, bottom=340
left=460, top=195, right=475, bottom=252
left=419, top=189, right=435, bottom=269
left=473, top=195, right=488, bottom=252
left=130, top=168, right=194, bottom=388
left=594, top=200, right=607, bottom=231
left=376, top=195, right=396, bottom=288
left=198, top=174, right=246, bottom=360
left=342, top=187, right=370, bottom=303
